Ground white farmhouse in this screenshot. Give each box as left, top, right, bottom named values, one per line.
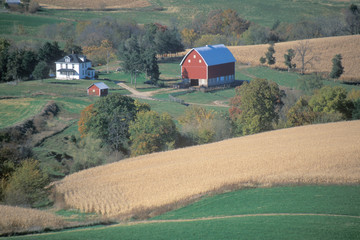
left=55, top=54, right=95, bottom=80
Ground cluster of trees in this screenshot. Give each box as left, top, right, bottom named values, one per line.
left=118, top=23, right=183, bottom=85
left=181, top=5, right=360, bottom=47
left=229, top=77, right=360, bottom=137
left=0, top=131, right=49, bottom=207
left=0, top=39, right=64, bottom=82
left=259, top=41, right=344, bottom=80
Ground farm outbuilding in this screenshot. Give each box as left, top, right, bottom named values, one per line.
left=87, top=82, right=109, bottom=97
left=180, top=44, right=236, bottom=87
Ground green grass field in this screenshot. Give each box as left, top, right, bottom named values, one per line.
left=11, top=185, right=360, bottom=240
left=0, top=98, right=47, bottom=128
left=1, top=0, right=351, bottom=44
left=33, top=0, right=350, bottom=27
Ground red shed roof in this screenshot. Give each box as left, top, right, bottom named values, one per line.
left=180, top=44, right=236, bottom=67
left=88, top=82, right=109, bottom=90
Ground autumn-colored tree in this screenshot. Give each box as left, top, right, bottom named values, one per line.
left=83, top=39, right=116, bottom=68
left=181, top=28, right=199, bottom=47
left=78, top=104, right=94, bottom=138
left=129, top=111, right=177, bottom=156
left=287, top=97, right=317, bottom=127
left=179, top=106, right=231, bottom=145
left=4, top=159, right=49, bottom=207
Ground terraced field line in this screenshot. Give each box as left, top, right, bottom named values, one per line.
left=124, top=213, right=360, bottom=226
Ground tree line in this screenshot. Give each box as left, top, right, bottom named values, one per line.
left=0, top=39, right=65, bottom=82
left=181, top=5, right=360, bottom=47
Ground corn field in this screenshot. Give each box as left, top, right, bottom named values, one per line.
left=0, top=205, right=67, bottom=235
left=229, top=35, right=360, bottom=80
left=53, top=120, right=360, bottom=219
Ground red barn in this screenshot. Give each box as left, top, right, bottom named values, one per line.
left=180, top=44, right=236, bottom=87
left=87, top=82, right=109, bottom=97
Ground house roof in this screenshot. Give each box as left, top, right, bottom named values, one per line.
left=55, top=54, right=91, bottom=64
left=88, top=82, right=109, bottom=90
left=180, top=44, right=236, bottom=66
left=6, top=0, right=21, bottom=4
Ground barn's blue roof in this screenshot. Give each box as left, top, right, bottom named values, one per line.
left=88, top=82, right=109, bottom=90
left=180, top=44, right=236, bottom=66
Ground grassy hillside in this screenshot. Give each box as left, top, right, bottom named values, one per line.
left=8, top=185, right=360, bottom=239
left=52, top=120, right=360, bottom=219
left=35, top=0, right=351, bottom=26
left=229, top=35, right=360, bottom=80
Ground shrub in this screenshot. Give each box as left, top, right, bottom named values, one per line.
left=4, top=159, right=49, bottom=207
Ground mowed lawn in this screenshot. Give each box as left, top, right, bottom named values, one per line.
left=11, top=185, right=360, bottom=240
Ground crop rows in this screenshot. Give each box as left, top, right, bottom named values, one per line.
left=53, top=120, right=360, bottom=219
left=0, top=205, right=66, bottom=235
left=229, top=35, right=360, bottom=80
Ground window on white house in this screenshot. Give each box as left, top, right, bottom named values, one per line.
left=72, top=64, right=74, bottom=69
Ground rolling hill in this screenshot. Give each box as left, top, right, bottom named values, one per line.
left=229, top=35, right=360, bottom=80
left=52, top=120, right=360, bottom=219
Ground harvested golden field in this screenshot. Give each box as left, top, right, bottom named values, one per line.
left=228, top=35, right=360, bottom=80
left=38, top=0, right=150, bottom=9
left=53, top=120, right=360, bottom=219
left=0, top=205, right=67, bottom=235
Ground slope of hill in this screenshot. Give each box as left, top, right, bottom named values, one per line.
left=37, top=0, right=150, bottom=9
left=229, top=35, right=360, bottom=80
left=53, top=120, right=360, bottom=219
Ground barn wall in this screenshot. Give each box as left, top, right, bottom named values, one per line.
left=88, top=86, right=100, bottom=96
left=208, top=62, right=235, bottom=78
left=181, top=50, right=207, bottom=80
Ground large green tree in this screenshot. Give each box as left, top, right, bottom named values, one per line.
left=309, top=86, right=353, bottom=119
left=129, top=111, right=177, bottom=156
left=81, top=94, right=138, bottom=153
left=230, top=78, right=282, bottom=135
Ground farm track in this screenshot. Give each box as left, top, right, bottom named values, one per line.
left=117, top=82, right=230, bottom=107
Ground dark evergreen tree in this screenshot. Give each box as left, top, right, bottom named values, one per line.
left=32, top=61, right=50, bottom=80
left=265, top=43, right=276, bottom=65
left=142, top=48, right=160, bottom=84
left=284, top=48, right=296, bottom=71
left=0, top=39, right=10, bottom=82
left=330, top=54, right=344, bottom=79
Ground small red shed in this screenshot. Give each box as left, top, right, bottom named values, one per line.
left=180, top=44, right=236, bottom=87
left=87, top=82, right=109, bottom=97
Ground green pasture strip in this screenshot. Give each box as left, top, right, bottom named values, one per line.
left=12, top=214, right=360, bottom=239
left=138, top=99, right=188, bottom=119
left=244, top=67, right=360, bottom=91
left=0, top=98, right=47, bottom=128
left=154, top=185, right=360, bottom=220
left=0, top=12, right=65, bottom=35
left=176, top=89, right=233, bottom=105
left=244, top=67, right=301, bottom=89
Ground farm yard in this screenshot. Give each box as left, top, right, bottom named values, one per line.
left=1, top=0, right=360, bottom=238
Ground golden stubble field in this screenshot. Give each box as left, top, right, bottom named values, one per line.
left=0, top=205, right=67, bottom=235
left=228, top=35, right=360, bottom=80
left=37, top=0, right=150, bottom=9
left=53, top=120, right=360, bottom=219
